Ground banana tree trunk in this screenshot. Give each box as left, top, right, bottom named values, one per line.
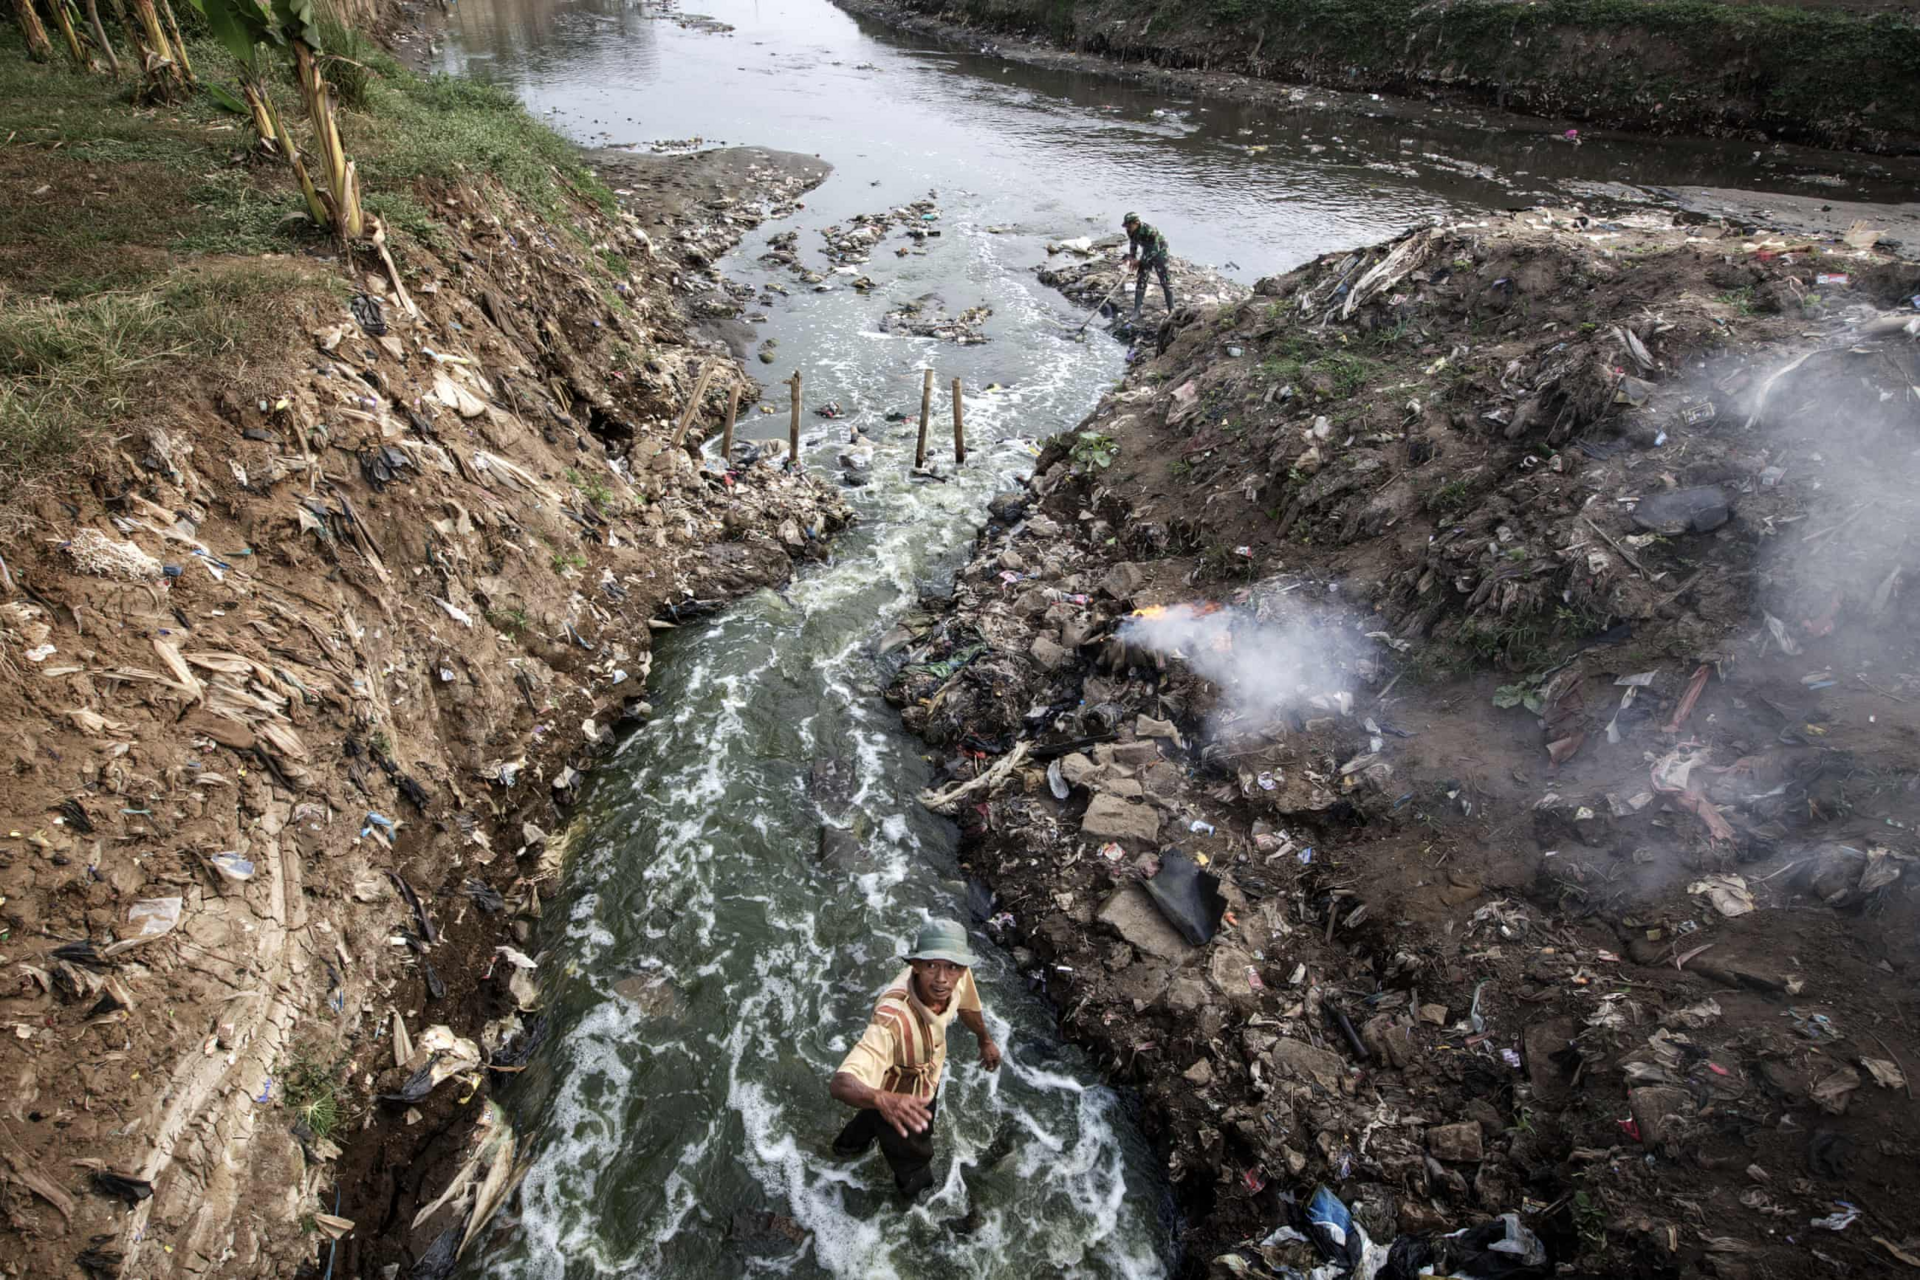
left=240, top=79, right=279, bottom=154
left=51, top=0, right=88, bottom=67
left=155, top=0, right=190, bottom=83
left=123, top=0, right=179, bottom=95
left=83, top=0, right=117, bottom=71
left=12, top=0, right=55, bottom=60
left=292, top=39, right=362, bottom=239
left=268, top=90, right=332, bottom=229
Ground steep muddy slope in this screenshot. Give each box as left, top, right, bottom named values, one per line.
left=0, top=40, right=849, bottom=1274
left=885, top=212, right=1920, bottom=1275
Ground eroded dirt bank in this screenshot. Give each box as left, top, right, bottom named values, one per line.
left=837, top=0, right=1920, bottom=155
left=0, top=90, right=849, bottom=1280
left=888, top=213, right=1920, bottom=1275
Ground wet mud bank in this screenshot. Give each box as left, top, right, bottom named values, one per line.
left=886, top=217, right=1920, bottom=1275
left=0, top=138, right=848, bottom=1279
left=837, top=0, right=1920, bottom=155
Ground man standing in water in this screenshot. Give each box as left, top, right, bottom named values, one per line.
left=1122, top=211, right=1175, bottom=323
left=828, top=919, right=1001, bottom=1199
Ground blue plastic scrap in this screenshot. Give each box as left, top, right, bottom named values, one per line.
left=1306, top=1186, right=1353, bottom=1250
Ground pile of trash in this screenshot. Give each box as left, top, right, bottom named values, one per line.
left=753, top=193, right=944, bottom=299
left=821, top=196, right=942, bottom=264
left=1035, top=233, right=1250, bottom=333
left=880, top=294, right=993, bottom=343
left=587, top=146, right=829, bottom=308
left=880, top=206, right=1920, bottom=1274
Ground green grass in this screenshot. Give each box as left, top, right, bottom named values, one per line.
left=569, top=466, right=618, bottom=513
left=280, top=1046, right=346, bottom=1140
left=1320, top=352, right=1376, bottom=395
left=489, top=606, right=531, bottom=638
left=0, top=18, right=618, bottom=507
left=0, top=20, right=613, bottom=279
left=355, top=67, right=614, bottom=221
left=1425, top=478, right=1472, bottom=516
left=315, top=11, right=375, bottom=112
left=0, top=263, right=330, bottom=497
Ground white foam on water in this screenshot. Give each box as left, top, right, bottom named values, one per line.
left=475, top=179, right=1166, bottom=1280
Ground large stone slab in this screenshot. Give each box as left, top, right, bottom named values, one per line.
left=1095, top=885, right=1198, bottom=964
left=1081, top=793, right=1161, bottom=846
left=1267, top=1037, right=1348, bottom=1093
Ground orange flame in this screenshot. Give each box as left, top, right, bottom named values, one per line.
left=1130, top=601, right=1225, bottom=620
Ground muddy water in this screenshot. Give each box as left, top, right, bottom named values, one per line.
left=432, top=3, right=1903, bottom=1276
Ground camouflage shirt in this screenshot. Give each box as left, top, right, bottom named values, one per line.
left=1127, top=221, right=1169, bottom=264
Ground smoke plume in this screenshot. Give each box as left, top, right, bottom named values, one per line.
left=1117, top=602, right=1354, bottom=734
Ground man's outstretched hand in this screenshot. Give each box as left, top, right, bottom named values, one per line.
left=1123, top=256, right=1138, bottom=271
left=874, top=1090, right=932, bottom=1139
left=979, top=1038, right=1002, bottom=1071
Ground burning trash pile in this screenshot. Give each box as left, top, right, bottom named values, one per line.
left=881, top=469, right=1584, bottom=1274
left=884, top=208, right=1920, bottom=1275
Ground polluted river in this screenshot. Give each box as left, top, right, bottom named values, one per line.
left=420, top=1, right=1915, bottom=1275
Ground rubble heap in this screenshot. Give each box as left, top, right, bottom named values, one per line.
left=1037, top=232, right=1251, bottom=336
left=883, top=208, right=1920, bottom=1276
left=880, top=294, right=994, bottom=343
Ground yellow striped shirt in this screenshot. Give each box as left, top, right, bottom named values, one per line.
left=835, top=967, right=982, bottom=1099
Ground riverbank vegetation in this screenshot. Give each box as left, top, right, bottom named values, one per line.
left=880, top=0, right=1920, bottom=151
left=0, top=7, right=608, bottom=509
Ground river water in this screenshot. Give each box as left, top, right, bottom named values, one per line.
left=431, top=3, right=1906, bottom=1276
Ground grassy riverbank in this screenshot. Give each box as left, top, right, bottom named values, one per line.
left=859, top=0, right=1920, bottom=151
left=0, top=21, right=604, bottom=507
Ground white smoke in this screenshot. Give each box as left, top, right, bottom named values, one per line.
left=1117, top=602, right=1354, bottom=734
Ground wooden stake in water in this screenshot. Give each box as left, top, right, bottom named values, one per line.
left=915, top=368, right=934, bottom=470
left=951, top=377, right=966, bottom=466
left=788, top=371, right=802, bottom=469
left=720, top=382, right=741, bottom=468
left=670, top=361, right=715, bottom=448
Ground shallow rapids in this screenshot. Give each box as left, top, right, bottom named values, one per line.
left=464, top=199, right=1175, bottom=1272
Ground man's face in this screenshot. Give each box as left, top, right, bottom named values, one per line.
left=909, top=958, right=964, bottom=1006
left=1125, top=219, right=1139, bottom=232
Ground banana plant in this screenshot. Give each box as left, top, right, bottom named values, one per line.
left=273, top=0, right=361, bottom=238
left=84, top=0, right=119, bottom=73
left=124, top=0, right=184, bottom=97
left=49, top=0, right=91, bottom=66
left=190, top=0, right=322, bottom=227
left=156, top=0, right=192, bottom=82
left=192, top=0, right=279, bottom=149
left=12, top=0, right=55, bottom=60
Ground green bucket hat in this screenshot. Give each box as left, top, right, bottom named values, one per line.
left=1122, top=211, right=1140, bottom=226
left=904, top=918, right=977, bottom=967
